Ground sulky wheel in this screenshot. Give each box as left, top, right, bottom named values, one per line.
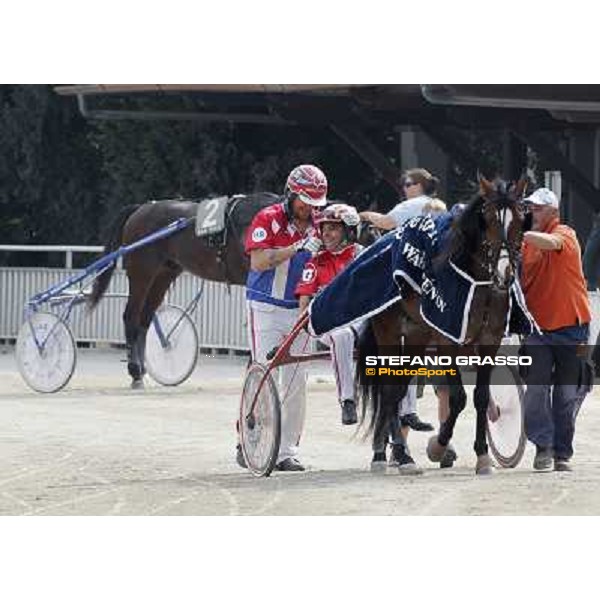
left=16, top=312, right=77, bottom=393
left=239, top=362, right=281, bottom=477
left=486, top=365, right=527, bottom=468
left=146, top=305, right=199, bottom=386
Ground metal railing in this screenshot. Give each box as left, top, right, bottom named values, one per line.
left=5, top=248, right=599, bottom=352
left=0, top=244, right=249, bottom=350
left=0, top=245, right=105, bottom=268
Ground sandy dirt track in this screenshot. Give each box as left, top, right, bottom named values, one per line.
left=1, top=345, right=599, bottom=515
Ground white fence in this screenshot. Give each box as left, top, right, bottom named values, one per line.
left=0, top=267, right=249, bottom=351
left=3, top=251, right=600, bottom=351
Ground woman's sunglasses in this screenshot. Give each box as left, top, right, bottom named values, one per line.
left=403, top=180, right=418, bottom=189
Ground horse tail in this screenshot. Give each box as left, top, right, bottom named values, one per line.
left=88, top=204, right=141, bottom=310
left=355, top=320, right=382, bottom=437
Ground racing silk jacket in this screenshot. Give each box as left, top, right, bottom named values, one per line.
left=245, top=202, right=313, bottom=309
left=295, top=244, right=361, bottom=298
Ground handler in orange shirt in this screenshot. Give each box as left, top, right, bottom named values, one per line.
left=521, top=188, right=591, bottom=473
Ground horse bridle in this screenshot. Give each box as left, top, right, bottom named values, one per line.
left=477, top=198, right=524, bottom=290
left=462, top=198, right=524, bottom=346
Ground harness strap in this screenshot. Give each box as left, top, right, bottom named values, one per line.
left=213, top=195, right=247, bottom=290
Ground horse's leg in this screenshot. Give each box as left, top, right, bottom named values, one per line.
left=371, top=401, right=389, bottom=471
left=385, top=382, right=422, bottom=474
left=355, top=318, right=389, bottom=470
left=124, top=309, right=145, bottom=388
left=363, top=307, right=421, bottom=473
left=431, top=382, right=457, bottom=469
left=371, top=400, right=390, bottom=472
left=124, top=267, right=156, bottom=388
left=370, top=387, right=406, bottom=468
left=473, top=364, right=495, bottom=475
left=138, top=267, right=181, bottom=378
left=427, top=370, right=466, bottom=464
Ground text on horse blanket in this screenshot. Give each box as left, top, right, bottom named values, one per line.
left=309, top=214, right=538, bottom=343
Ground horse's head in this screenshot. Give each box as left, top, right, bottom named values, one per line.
left=478, top=175, right=528, bottom=286
left=451, top=176, right=528, bottom=287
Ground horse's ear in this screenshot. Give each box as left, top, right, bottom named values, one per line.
left=477, top=172, right=494, bottom=197
left=514, top=177, right=529, bottom=198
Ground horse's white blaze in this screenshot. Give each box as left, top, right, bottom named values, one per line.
left=497, top=207, right=513, bottom=284
left=497, top=252, right=511, bottom=284
left=502, top=207, right=513, bottom=236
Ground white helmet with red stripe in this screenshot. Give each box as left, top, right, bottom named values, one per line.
left=284, top=165, right=328, bottom=207
left=314, top=205, right=342, bottom=226
left=315, top=203, right=358, bottom=243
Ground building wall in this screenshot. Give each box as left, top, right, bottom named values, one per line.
left=567, top=129, right=600, bottom=244
left=399, top=128, right=450, bottom=202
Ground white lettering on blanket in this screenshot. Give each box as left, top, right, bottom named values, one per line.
left=421, top=276, right=447, bottom=313
left=415, top=218, right=438, bottom=241
left=401, top=241, right=426, bottom=269
left=396, top=216, right=438, bottom=243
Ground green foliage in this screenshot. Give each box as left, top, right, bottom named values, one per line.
left=0, top=85, right=102, bottom=252
left=87, top=99, right=393, bottom=236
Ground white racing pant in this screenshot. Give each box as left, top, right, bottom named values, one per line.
left=247, top=300, right=308, bottom=463
left=319, top=328, right=355, bottom=402
left=320, top=326, right=417, bottom=411
left=399, top=383, right=417, bottom=416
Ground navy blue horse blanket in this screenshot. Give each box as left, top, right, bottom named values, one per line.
left=308, top=214, right=538, bottom=343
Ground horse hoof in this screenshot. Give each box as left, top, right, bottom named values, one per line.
left=370, top=461, right=387, bottom=474
left=130, top=379, right=145, bottom=390
left=487, top=400, right=501, bottom=423
left=397, top=462, right=424, bottom=476
left=427, top=436, right=446, bottom=463
left=370, top=452, right=388, bottom=473
left=476, top=465, right=495, bottom=476
left=475, top=455, right=495, bottom=476
left=440, top=444, right=458, bottom=469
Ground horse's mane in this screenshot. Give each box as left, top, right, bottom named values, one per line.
left=439, top=193, right=486, bottom=271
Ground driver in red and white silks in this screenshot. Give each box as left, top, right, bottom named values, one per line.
left=295, top=204, right=362, bottom=426
left=242, top=165, right=328, bottom=473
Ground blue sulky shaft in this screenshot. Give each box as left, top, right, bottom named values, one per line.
left=27, top=217, right=192, bottom=309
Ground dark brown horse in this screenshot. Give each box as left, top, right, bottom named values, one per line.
left=356, top=178, right=528, bottom=475
left=88, top=194, right=380, bottom=387
left=88, top=193, right=281, bottom=387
